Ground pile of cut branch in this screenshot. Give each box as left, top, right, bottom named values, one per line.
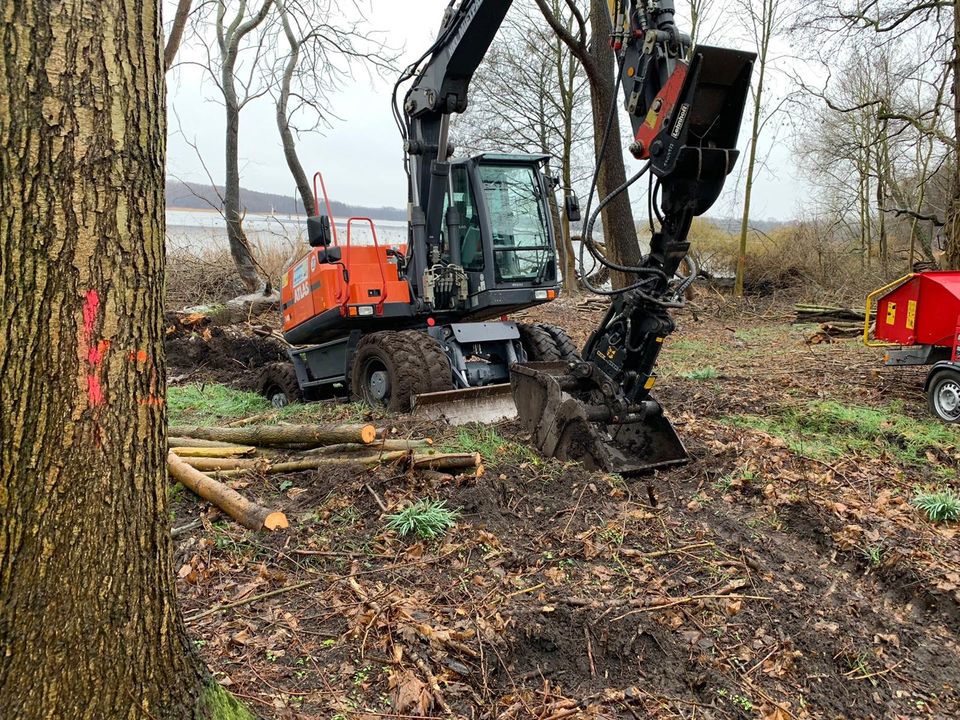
left=167, top=423, right=483, bottom=532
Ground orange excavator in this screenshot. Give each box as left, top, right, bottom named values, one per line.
left=262, top=0, right=754, bottom=474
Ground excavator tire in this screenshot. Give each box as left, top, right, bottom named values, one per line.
left=256, top=361, right=303, bottom=408
left=396, top=330, right=454, bottom=393
left=518, top=323, right=580, bottom=362
left=542, top=324, right=581, bottom=362
left=351, top=331, right=450, bottom=412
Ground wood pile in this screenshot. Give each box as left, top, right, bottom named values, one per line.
left=794, top=303, right=869, bottom=324
left=166, top=423, right=483, bottom=532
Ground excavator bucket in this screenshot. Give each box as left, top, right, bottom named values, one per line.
left=510, top=363, right=688, bottom=475
left=411, top=384, right=518, bottom=425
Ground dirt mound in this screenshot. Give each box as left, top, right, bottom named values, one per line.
left=165, top=316, right=288, bottom=390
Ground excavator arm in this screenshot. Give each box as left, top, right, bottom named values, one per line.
left=512, top=1, right=755, bottom=473
left=395, top=0, right=514, bottom=302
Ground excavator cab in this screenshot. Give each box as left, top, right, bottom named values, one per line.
left=424, top=152, right=561, bottom=321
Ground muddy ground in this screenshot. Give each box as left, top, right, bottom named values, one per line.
left=169, top=294, right=960, bottom=720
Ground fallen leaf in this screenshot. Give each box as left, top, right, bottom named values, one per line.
left=392, top=670, right=432, bottom=714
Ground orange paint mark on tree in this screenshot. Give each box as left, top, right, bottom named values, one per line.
left=80, top=289, right=108, bottom=407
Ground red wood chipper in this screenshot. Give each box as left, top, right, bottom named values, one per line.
left=865, top=272, right=960, bottom=423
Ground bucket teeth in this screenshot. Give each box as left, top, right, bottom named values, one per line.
left=510, top=362, right=688, bottom=475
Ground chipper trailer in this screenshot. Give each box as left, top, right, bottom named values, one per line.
left=261, top=0, right=755, bottom=474
left=865, top=272, right=960, bottom=423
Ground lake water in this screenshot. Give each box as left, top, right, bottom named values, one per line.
left=166, top=209, right=409, bottom=254
left=166, top=209, right=608, bottom=280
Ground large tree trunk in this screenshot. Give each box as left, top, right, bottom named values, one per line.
left=588, top=0, right=641, bottom=290
left=0, top=2, right=249, bottom=717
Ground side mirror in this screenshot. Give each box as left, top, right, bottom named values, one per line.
left=307, top=215, right=332, bottom=247
left=565, top=193, right=581, bottom=223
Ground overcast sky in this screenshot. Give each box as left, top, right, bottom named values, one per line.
left=166, top=0, right=810, bottom=222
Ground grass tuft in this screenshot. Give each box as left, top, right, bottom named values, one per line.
left=680, top=366, right=718, bottom=381
left=385, top=500, right=460, bottom=539
left=912, top=488, right=960, bottom=523
left=443, top=424, right=539, bottom=465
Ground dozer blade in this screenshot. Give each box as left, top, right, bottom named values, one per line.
left=510, top=362, right=688, bottom=475
left=411, top=384, right=517, bottom=426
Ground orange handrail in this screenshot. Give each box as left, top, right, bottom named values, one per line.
left=344, top=217, right=389, bottom=315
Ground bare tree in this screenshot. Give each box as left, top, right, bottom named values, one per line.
left=272, top=0, right=396, bottom=217
left=733, top=0, right=784, bottom=297
left=535, top=0, right=643, bottom=290
left=806, top=0, right=958, bottom=265
left=195, top=0, right=276, bottom=292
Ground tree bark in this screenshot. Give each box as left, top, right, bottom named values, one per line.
left=165, top=0, right=193, bottom=70
left=0, top=1, right=250, bottom=717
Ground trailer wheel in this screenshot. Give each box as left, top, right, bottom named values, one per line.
left=927, top=368, right=960, bottom=423
left=351, top=332, right=445, bottom=412
left=518, top=323, right=580, bottom=362
left=256, top=362, right=302, bottom=408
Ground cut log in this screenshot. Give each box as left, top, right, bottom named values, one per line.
left=410, top=452, right=482, bottom=472
left=304, top=439, right=431, bottom=455
left=170, top=446, right=257, bottom=458
left=209, top=450, right=411, bottom=478
left=793, top=304, right=869, bottom=324
left=168, top=437, right=252, bottom=449
left=169, top=423, right=378, bottom=447
left=266, top=450, right=409, bottom=474
left=167, top=451, right=288, bottom=531
left=181, top=457, right=264, bottom=472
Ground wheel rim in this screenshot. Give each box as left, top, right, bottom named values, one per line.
left=362, top=358, right=390, bottom=404
left=935, top=379, right=960, bottom=420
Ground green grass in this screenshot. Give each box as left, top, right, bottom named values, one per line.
left=168, top=383, right=378, bottom=426
left=724, top=400, right=957, bottom=467
left=912, top=488, right=960, bottom=523
left=679, top=366, right=718, bottom=381
left=385, top=500, right=460, bottom=539
left=168, top=384, right=270, bottom=425
left=441, top=424, right=539, bottom=465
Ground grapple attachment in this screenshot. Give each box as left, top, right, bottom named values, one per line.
left=510, top=362, right=688, bottom=475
